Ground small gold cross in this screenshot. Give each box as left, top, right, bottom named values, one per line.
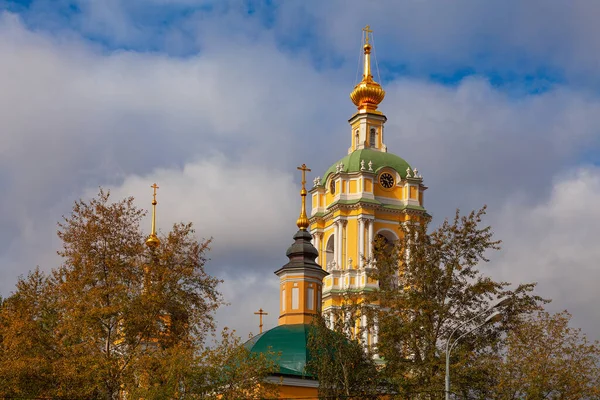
left=151, top=183, right=159, bottom=202
left=254, top=308, right=269, bottom=334
left=297, top=164, right=312, bottom=188
left=363, top=24, right=373, bottom=44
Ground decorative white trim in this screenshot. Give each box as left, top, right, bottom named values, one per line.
left=265, top=376, right=319, bottom=388
left=376, top=228, right=400, bottom=241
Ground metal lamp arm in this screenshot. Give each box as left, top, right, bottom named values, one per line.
left=449, top=319, right=490, bottom=354
left=445, top=305, right=495, bottom=354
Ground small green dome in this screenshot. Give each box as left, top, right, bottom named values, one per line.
left=245, top=324, right=315, bottom=377
left=323, top=148, right=412, bottom=184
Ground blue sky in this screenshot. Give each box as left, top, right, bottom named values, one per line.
left=1, top=0, right=573, bottom=91
left=2, top=0, right=600, bottom=338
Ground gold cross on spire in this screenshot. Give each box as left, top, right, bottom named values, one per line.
left=146, top=183, right=160, bottom=248
left=151, top=183, right=159, bottom=204
left=254, top=308, right=268, bottom=334
left=296, top=164, right=311, bottom=230
left=363, top=24, right=372, bottom=44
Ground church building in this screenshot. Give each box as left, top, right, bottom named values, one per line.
left=309, top=26, right=429, bottom=348
left=245, top=26, right=430, bottom=398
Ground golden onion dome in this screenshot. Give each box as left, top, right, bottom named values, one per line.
left=146, top=233, right=160, bottom=248
left=350, top=30, right=385, bottom=112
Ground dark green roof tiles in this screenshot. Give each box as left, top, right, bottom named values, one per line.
left=322, top=148, right=412, bottom=184
left=244, top=324, right=315, bottom=377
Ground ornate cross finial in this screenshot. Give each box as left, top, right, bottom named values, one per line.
left=363, top=24, right=373, bottom=44
left=146, top=183, right=160, bottom=248
left=151, top=183, right=159, bottom=204
left=296, top=164, right=311, bottom=230
left=254, top=308, right=269, bottom=334
left=298, top=164, right=311, bottom=188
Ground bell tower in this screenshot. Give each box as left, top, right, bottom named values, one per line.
left=309, top=26, right=429, bottom=346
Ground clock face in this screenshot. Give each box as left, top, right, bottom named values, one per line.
left=379, top=172, right=395, bottom=189
left=329, top=180, right=336, bottom=194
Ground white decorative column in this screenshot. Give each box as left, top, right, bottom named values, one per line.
left=358, top=217, right=365, bottom=267
left=336, top=221, right=342, bottom=267
left=313, top=233, right=321, bottom=264
left=367, top=219, right=374, bottom=259
left=341, top=220, right=347, bottom=270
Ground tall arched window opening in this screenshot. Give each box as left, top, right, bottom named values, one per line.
left=370, top=127, right=376, bottom=147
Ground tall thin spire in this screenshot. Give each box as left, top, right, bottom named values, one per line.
left=362, top=24, right=373, bottom=80
left=146, top=183, right=160, bottom=248
left=350, top=25, right=385, bottom=113
left=296, top=164, right=311, bottom=230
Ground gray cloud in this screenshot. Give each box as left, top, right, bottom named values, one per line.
left=2, top=6, right=600, bottom=342
left=489, top=166, right=600, bottom=336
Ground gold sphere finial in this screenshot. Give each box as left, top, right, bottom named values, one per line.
left=350, top=25, right=385, bottom=112
left=146, top=183, right=161, bottom=248
left=296, top=164, right=311, bottom=230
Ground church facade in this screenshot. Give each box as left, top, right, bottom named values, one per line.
left=247, top=26, right=430, bottom=398
left=308, top=27, right=429, bottom=347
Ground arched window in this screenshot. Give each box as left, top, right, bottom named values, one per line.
left=355, top=130, right=359, bottom=148
left=325, top=235, right=335, bottom=271
left=373, top=231, right=399, bottom=290
left=370, top=128, right=376, bottom=147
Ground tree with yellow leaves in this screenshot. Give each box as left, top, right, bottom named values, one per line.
left=0, top=190, right=276, bottom=399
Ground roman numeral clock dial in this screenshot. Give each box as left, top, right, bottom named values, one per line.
left=379, top=172, right=395, bottom=189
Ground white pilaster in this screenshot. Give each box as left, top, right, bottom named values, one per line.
left=358, top=218, right=365, bottom=267
left=314, top=233, right=321, bottom=264
left=336, top=221, right=342, bottom=267
left=368, top=219, right=374, bottom=259
left=341, top=220, right=347, bottom=270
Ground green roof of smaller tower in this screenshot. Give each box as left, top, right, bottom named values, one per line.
left=244, top=324, right=316, bottom=378
left=323, top=148, right=412, bottom=184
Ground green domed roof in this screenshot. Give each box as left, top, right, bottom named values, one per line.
left=323, top=148, right=412, bottom=184
left=245, top=324, right=315, bottom=378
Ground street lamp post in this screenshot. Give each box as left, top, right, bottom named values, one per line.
left=444, top=298, right=511, bottom=400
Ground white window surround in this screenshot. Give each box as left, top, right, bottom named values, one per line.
left=292, top=287, right=299, bottom=309
left=307, top=287, right=314, bottom=310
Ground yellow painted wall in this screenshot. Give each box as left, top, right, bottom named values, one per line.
left=345, top=219, right=357, bottom=268
left=278, top=384, right=317, bottom=399
left=410, top=186, right=417, bottom=199
left=373, top=182, right=403, bottom=199
left=349, top=180, right=357, bottom=193
left=279, top=275, right=322, bottom=325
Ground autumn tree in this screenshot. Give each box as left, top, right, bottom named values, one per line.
left=0, top=268, right=61, bottom=398
left=485, top=310, right=600, bottom=399
left=307, top=310, right=383, bottom=400
left=0, top=190, right=275, bottom=399
left=189, top=328, right=279, bottom=399
left=367, top=207, right=547, bottom=399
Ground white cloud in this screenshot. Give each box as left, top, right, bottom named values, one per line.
left=104, top=154, right=299, bottom=257
left=489, top=167, right=600, bottom=336
left=2, top=7, right=600, bottom=342
left=216, top=270, right=281, bottom=338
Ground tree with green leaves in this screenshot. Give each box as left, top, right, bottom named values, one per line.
left=307, top=311, right=383, bottom=400
left=0, top=190, right=276, bottom=399
left=367, top=207, right=547, bottom=399
left=484, top=310, right=600, bottom=399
